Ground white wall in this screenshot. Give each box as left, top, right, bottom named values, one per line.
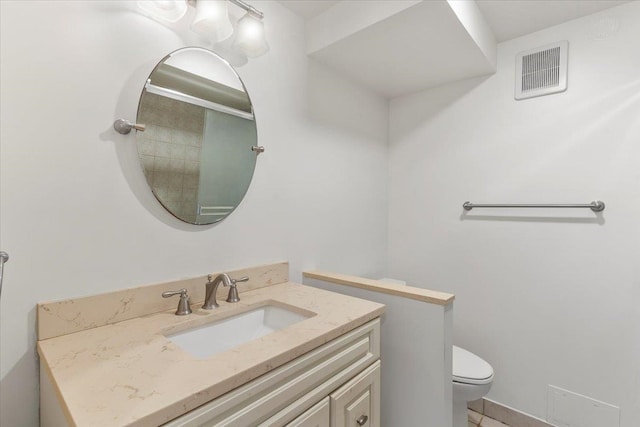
left=0, top=2, right=389, bottom=426
left=388, top=2, right=640, bottom=426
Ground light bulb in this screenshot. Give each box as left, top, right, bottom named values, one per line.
left=191, top=0, right=233, bottom=42
left=137, top=0, right=188, bottom=23
left=232, top=13, right=270, bottom=58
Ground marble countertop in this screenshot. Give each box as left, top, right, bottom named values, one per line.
left=37, top=282, right=385, bottom=427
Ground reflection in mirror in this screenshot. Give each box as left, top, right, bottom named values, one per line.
left=136, top=48, right=258, bottom=225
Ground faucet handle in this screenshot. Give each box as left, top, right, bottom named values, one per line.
left=162, top=288, right=192, bottom=316
left=227, top=276, right=249, bottom=303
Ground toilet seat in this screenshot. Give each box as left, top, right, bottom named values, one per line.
left=453, top=345, right=494, bottom=385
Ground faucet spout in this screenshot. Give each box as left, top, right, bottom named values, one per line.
left=202, top=273, right=232, bottom=309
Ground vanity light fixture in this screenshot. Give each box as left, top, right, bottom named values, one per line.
left=191, top=0, right=233, bottom=42
left=232, top=11, right=270, bottom=58
left=137, top=0, right=269, bottom=58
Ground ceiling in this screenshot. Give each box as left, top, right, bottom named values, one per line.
left=277, top=0, right=633, bottom=98
left=475, top=0, right=631, bottom=42
left=279, top=0, right=631, bottom=42
left=307, top=1, right=496, bottom=98
left=278, top=0, right=341, bottom=20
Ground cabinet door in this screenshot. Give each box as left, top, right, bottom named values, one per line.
left=286, top=397, right=330, bottom=427
left=330, top=361, right=380, bottom=427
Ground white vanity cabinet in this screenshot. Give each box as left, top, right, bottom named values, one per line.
left=277, top=354, right=381, bottom=427
left=275, top=361, right=380, bottom=427
left=164, top=318, right=380, bottom=427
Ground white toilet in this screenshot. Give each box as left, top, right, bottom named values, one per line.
left=452, top=345, right=494, bottom=427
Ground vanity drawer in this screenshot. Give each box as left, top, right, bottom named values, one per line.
left=284, top=397, right=330, bottom=427
left=164, top=318, right=380, bottom=427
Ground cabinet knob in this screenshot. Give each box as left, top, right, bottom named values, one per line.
left=356, top=415, right=368, bottom=426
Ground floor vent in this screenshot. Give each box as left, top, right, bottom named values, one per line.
left=515, top=41, right=568, bottom=100
left=547, top=385, right=620, bottom=427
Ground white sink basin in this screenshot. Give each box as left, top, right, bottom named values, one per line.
left=166, top=305, right=311, bottom=358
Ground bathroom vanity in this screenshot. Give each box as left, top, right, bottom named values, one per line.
left=162, top=320, right=381, bottom=427
left=37, top=263, right=384, bottom=427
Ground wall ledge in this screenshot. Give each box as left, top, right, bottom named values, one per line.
left=303, top=270, right=454, bottom=306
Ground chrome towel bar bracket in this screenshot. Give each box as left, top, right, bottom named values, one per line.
left=463, top=200, right=605, bottom=212
left=0, top=251, right=9, bottom=299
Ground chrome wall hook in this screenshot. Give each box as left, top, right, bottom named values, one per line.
left=251, top=146, right=265, bottom=154
left=113, top=119, right=146, bottom=135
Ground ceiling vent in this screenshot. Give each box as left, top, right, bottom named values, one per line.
left=515, top=41, right=568, bottom=100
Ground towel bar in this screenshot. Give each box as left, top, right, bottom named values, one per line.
left=462, top=200, right=605, bottom=212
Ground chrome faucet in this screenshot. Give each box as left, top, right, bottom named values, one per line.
left=203, top=274, right=230, bottom=309
left=202, top=274, right=249, bottom=309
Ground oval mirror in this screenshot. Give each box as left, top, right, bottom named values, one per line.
left=136, top=47, right=258, bottom=225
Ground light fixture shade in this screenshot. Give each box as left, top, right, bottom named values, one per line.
left=215, top=37, right=249, bottom=67
left=137, top=0, right=188, bottom=23
left=191, top=0, right=234, bottom=42
left=232, top=13, right=270, bottom=58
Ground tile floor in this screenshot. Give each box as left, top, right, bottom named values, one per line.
left=469, top=409, right=511, bottom=427
left=468, top=398, right=553, bottom=427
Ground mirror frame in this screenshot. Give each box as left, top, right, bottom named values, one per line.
left=135, top=47, right=259, bottom=225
